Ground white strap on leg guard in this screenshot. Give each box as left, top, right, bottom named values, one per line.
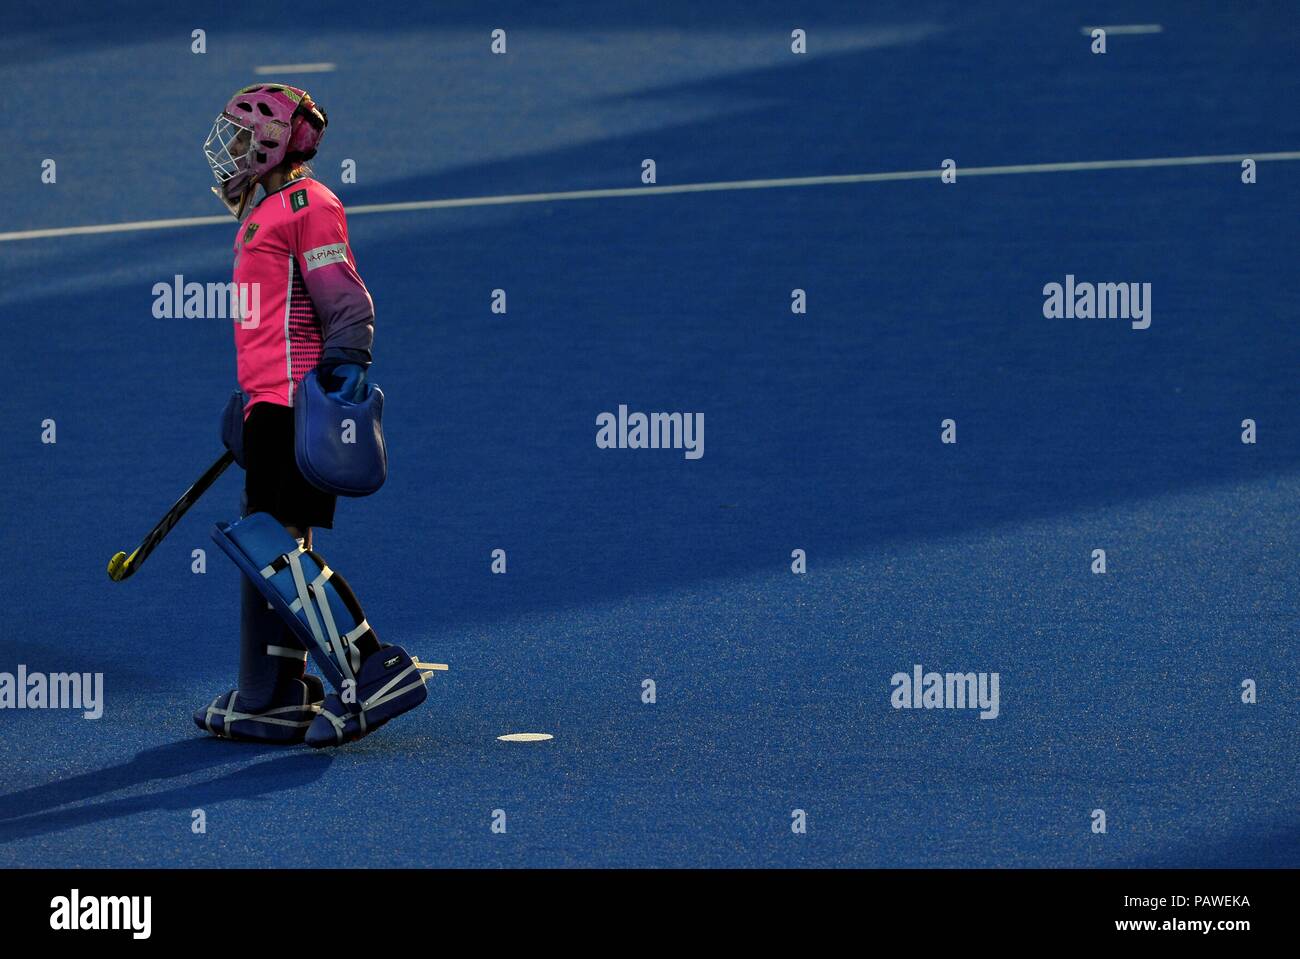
left=414, top=660, right=450, bottom=681
left=203, top=689, right=321, bottom=737
left=307, top=566, right=364, bottom=677
left=262, top=545, right=361, bottom=689
left=214, top=514, right=379, bottom=698
left=316, top=661, right=426, bottom=743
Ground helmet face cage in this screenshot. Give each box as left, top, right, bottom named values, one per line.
left=204, top=84, right=326, bottom=218
left=204, top=114, right=253, bottom=186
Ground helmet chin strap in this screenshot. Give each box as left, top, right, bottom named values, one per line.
left=212, top=181, right=258, bottom=219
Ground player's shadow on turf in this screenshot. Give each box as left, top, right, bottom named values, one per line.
left=0, top=738, right=331, bottom=843
left=0, top=738, right=273, bottom=821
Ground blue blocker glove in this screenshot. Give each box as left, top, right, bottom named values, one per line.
left=318, top=362, right=368, bottom=404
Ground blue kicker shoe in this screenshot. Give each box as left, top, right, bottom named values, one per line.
left=195, top=675, right=325, bottom=744
left=305, top=644, right=429, bottom=748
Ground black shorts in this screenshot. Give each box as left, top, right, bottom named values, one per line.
left=243, top=402, right=337, bottom=530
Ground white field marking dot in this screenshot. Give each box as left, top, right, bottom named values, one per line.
left=497, top=733, right=554, bottom=742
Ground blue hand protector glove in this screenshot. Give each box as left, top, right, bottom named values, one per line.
left=320, top=363, right=368, bottom=403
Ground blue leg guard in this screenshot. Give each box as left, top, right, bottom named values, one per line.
left=232, top=488, right=310, bottom=712
left=192, top=575, right=323, bottom=743
left=237, top=575, right=310, bottom=710
left=304, top=647, right=429, bottom=748
left=211, top=512, right=430, bottom=747
left=194, top=489, right=323, bottom=743
left=194, top=675, right=324, bottom=743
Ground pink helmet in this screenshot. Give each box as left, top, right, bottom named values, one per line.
left=204, top=83, right=328, bottom=218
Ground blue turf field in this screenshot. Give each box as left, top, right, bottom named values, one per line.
left=0, top=2, right=1297, bottom=867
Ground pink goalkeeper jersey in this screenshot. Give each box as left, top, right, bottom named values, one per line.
left=231, top=177, right=375, bottom=412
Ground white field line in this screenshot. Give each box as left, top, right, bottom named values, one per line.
left=254, top=62, right=337, bottom=74
left=1079, top=24, right=1164, bottom=35
left=1, top=150, right=1293, bottom=244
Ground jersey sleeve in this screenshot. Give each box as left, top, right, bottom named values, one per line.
left=290, top=189, right=375, bottom=366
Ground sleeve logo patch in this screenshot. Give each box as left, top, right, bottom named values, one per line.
left=290, top=188, right=309, bottom=212
left=303, top=243, right=348, bottom=270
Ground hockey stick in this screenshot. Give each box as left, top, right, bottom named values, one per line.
left=107, top=450, right=236, bottom=582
